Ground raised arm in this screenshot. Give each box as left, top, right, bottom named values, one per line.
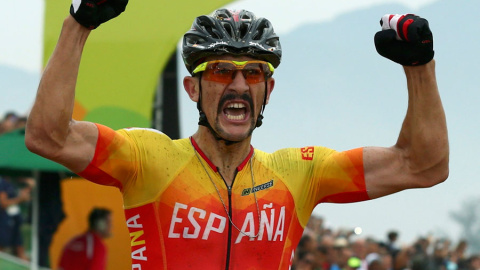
left=25, top=16, right=97, bottom=172
left=363, top=14, right=449, bottom=199
left=25, top=1, right=128, bottom=172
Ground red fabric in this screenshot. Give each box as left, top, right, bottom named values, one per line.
left=402, top=19, right=414, bottom=42
left=77, top=123, right=123, bottom=190
left=58, top=232, right=107, bottom=270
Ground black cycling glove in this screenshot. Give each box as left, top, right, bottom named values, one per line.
left=70, top=0, right=128, bottom=29
left=374, top=14, right=434, bottom=66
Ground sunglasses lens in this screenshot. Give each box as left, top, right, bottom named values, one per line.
left=203, top=62, right=236, bottom=83
left=243, top=63, right=268, bottom=84
left=202, top=61, right=270, bottom=84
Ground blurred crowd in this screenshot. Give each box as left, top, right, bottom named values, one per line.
left=292, top=216, right=480, bottom=270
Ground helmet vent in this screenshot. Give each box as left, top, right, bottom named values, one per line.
left=252, top=20, right=269, bottom=40
left=239, top=23, right=250, bottom=40
left=216, top=10, right=229, bottom=20
left=265, top=37, right=279, bottom=48
left=222, top=23, right=234, bottom=38
left=204, top=25, right=220, bottom=39
left=240, top=13, right=252, bottom=21
left=185, top=35, right=206, bottom=46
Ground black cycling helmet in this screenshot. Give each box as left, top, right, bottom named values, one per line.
left=182, top=9, right=282, bottom=74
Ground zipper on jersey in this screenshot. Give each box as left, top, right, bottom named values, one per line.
left=225, top=185, right=233, bottom=270
left=218, top=169, right=238, bottom=270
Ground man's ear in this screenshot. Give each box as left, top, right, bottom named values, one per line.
left=265, top=78, right=275, bottom=105
left=183, top=76, right=200, bottom=102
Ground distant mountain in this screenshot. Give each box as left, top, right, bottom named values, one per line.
left=0, top=65, right=40, bottom=118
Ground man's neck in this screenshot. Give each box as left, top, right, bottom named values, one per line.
left=192, top=127, right=253, bottom=185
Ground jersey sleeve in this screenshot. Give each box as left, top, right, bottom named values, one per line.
left=295, top=147, right=370, bottom=228
left=257, top=146, right=370, bottom=229
left=77, top=123, right=138, bottom=192
left=313, top=147, right=370, bottom=204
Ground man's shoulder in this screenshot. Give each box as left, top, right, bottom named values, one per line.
left=119, top=127, right=166, bottom=137
left=118, top=127, right=190, bottom=148
left=64, top=232, right=88, bottom=248
left=66, top=231, right=104, bottom=245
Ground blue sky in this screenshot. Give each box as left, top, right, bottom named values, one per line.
left=3, top=0, right=476, bottom=247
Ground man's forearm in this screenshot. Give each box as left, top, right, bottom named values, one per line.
left=397, top=60, right=449, bottom=179
left=26, top=16, right=91, bottom=154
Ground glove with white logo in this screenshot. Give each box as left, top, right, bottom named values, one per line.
left=374, top=14, right=434, bottom=66
left=70, top=0, right=128, bottom=30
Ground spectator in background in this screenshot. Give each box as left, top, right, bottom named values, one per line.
left=58, top=208, right=112, bottom=270
left=467, top=254, right=480, bottom=270
left=391, top=245, right=412, bottom=270
left=452, top=240, right=469, bottom=270
left=14, top=116, right=27, bottom=130
left=432, top=238, right=451, bottom=270
left=385, top=230, right=405, bottom=270
left=320, top=235, right=340, bottom=270
left=0, top=176, right=34, bottom=261
left=299, top=234, right=318, bottom=254
left=333, top=237, right=352, bottom=270
left=410, top=237, right=433, bottom=270
left=351, top=238, right=368, bottom=270
left=386, top=231, right=400, bottom=260
left=294, top=250, right=316, bottom=270
left=0, top=111, right=19, bottom=134
left=304, top=215, right=325, bottom=240
left=293, top=235, right=317, bottom=268
left=0, top=112, right=28, bottom=134
left=365, top=238, right=382, bottom=265
left=313, top=245, right=330, bottom=270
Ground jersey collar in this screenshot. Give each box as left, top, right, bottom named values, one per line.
left=190, top=137, right=254, bottom=172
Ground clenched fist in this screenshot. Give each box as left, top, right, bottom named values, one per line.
left=70, top=0, right=128, bottom=29
left=374, top=14, right=434, bottom=66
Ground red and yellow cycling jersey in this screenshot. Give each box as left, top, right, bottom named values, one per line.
left=79, top=124, right=370, bottom=270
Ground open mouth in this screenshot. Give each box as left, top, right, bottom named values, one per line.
left=223, top=102, right=249, bottom=121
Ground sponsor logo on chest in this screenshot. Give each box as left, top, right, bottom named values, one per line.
left=241, top=179, right=274, bottom=196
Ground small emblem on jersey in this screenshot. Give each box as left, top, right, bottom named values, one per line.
left=301, top=147, right=314, bottom=160
left=242, top=180, right=274, bottom=196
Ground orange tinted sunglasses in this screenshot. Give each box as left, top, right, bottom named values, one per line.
left=192, top=60, right=274, bottom=84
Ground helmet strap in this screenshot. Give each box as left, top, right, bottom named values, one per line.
left=255, top=81, right=268, bottom=128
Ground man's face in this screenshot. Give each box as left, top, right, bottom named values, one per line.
left=98, top=214, right=113, bottom=238
left=197, top=55, right=274, bottom=142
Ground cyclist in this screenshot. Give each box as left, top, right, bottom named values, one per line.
left=25, top=2, right=449, bottom=269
